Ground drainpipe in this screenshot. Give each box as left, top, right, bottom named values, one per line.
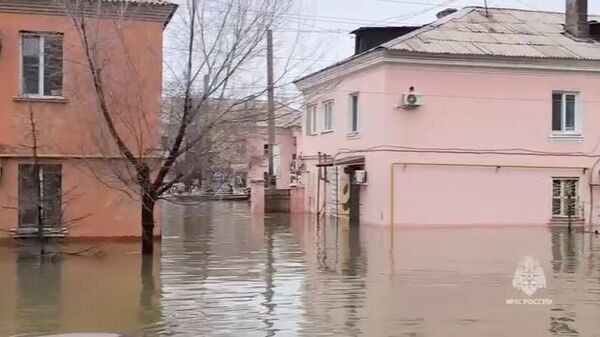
left=389, top=162, right=588, bottom=229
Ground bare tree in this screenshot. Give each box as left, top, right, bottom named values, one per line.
left=61, top=0, right=298, bottom=255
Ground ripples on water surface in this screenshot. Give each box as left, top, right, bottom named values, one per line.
left=1, top=201, right=600, bottom=336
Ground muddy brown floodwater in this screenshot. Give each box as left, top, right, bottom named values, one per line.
left=1, top=201, right=600, bottom=336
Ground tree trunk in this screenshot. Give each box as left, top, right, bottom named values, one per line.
left=141, top=191, right=156, bottom=255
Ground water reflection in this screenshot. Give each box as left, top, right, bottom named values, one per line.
left=16, top=249, right=62, bottom=335
left=1, top=201, right=600, bottom=336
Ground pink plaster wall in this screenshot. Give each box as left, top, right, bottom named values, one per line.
left=0, top=10, right=166, bottom=238
left=247, top=127, right=299, bottom=189
left=299, top=63, right=600, bottom=227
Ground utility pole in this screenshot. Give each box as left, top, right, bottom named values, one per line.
left=266, top=29, right=276, bottom=188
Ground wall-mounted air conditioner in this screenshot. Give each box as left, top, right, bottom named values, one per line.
left=402, top=93, right=423, bottom=108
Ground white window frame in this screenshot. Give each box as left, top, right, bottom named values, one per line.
left=322, top=100, right=334, bottom=133
left=348, top=93, right=359, bottom=135
left=551, top=92, right=581, bottom=136
left=552, top=178, right=580, bottom=218
left=20, top=32, right=64, bottom=98
left=307, top=104, right=317, bottom=135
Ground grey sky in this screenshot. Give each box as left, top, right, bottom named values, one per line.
left=294, top=0, right=600, bottom=62
left=164, top=0, right=599, bottom=100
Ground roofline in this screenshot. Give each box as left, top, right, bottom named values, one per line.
left=293, top=48, right=383, bottom=86
left=294, top=6, right=600, bottom=89
left=162, top=2, right=178, bottom=29
left=294, top=7, right=475, bottom=86
left=0, top=0, right=178, bottom=27
left=295, top=48, right=600, bottom=90
left=464, top=5, right=599, bottom=16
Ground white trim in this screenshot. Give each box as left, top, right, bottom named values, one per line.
left=19, top=32, right=64, bottom=99
left=348, top=93, right=360, bottom=134
left=322, top=100, right=334, bottom=132
left=306, top=104, right=318, bottom=136
left=345, top=132, right=360, bottom=140
left=551, top=91, right=582, bottom=136
left=548, top=134, right=584, bottom=143
left=552, top=177, right=580, bottom=218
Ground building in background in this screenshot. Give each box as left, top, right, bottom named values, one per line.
left=295, top=2, right=600, bottom=228
left=162, top=98, right=301, bottom=193
left=0, top=0, right=176, bottom=239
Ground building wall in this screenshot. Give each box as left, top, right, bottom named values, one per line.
left=247, top=127, right=298, bottom=189
left=299, top=62, right=600, bottom=227
left=0, top=10, right=166, bottom=238
left=0, top=158, right=162, bottom=238
left=0, top=11, right=164, bottom=156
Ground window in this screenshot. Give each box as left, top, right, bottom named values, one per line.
left=552, top=92, right=579, bottom=134
left=307, top=104, right=317, bottom=135
left=18, top=164, right=62, bottom=228
left=552, top=178, right=579, bottom=217
left=349, top=93, right=359, bottom=133
left=21, top=32, right=64, bottom=97
left=323, top=101, right=334, bottom=132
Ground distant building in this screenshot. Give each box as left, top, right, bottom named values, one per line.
left=162, top=97, right=301, bottom=192
left=0, top=0, right=176, bottom=239
left=295, top=1, right=600, bottom=228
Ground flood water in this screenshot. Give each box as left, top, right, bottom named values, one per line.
left=1, top=201, right=600, bottom=336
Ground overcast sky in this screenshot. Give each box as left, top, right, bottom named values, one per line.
left=293, top=0, right=600, bottom=61
left=165, top=0, right=600, bottom=100
left=250, top=0, right=597, bottom=98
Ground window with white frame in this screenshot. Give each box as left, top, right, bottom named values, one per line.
left=552, top=178, right=579, bottom=217
left=349, top=93, right=359, bottom=133
left=21, top=32, right=64, bottom=97
left=307, top=104, right=317, bottom=135
left=323, top=100, right=333, bottom=132
left=552, top=92, right=579, bottom=134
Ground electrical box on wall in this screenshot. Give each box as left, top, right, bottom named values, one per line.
left=353, top=170, right=367, bottom=184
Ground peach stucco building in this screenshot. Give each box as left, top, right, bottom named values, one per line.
left=0, top=0, right=176, bottom=239
left=295, top=2, right=600, bottom=229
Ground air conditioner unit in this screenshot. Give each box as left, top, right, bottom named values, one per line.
left=353, top=170, right=367, bottom=184
left=402, top=93, right=423, bottom=108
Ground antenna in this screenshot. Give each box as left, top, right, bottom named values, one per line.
left=484, top=0, right=490, bottom=18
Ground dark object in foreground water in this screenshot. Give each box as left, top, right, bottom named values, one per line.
left=595, top=230, right=599, bottom=235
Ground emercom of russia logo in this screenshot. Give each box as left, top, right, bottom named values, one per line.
left=506, top=256, right=553, bottom=305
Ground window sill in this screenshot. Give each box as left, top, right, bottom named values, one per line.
left=346, top=132, right=360, bottom=139
left=549, top=134, right=583, bottom=143
left=321, top=130, right=334, bottom=134
left=10, top=227, right=68, bottom=238
left=13, top=96, right=68, bottom=104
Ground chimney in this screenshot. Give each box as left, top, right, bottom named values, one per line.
left=565, top=0, right=589, bottom=38
left=436, top=8, right=458, bottom=19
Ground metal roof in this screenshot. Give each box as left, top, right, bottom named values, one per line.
left=383, top=7, right=600, bottom=60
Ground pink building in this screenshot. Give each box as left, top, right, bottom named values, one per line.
left=295, top=2, right=600, bottom=228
